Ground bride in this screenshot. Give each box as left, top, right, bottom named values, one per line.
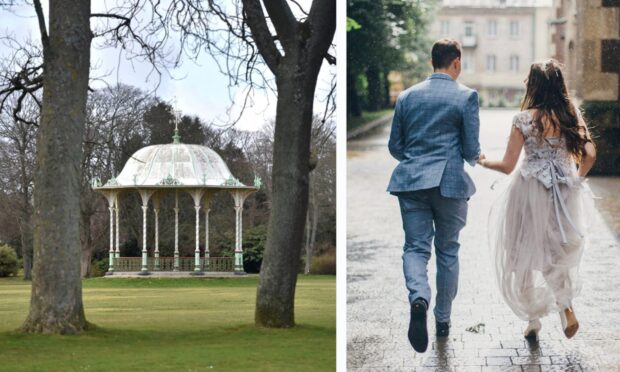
left=478, top=59, right=596, bottom=340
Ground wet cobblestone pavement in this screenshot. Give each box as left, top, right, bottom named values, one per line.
left=347, top=109, right=620, bottom=371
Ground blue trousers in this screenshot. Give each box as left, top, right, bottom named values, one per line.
left=397, top=187, right=468, bottom=323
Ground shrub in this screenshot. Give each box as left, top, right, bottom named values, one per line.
left=220, top=224, right=268, bottom=273
left=0, top=245, right=18, bottom=277
left=310, top=253, right=336, bottom=275
left=242, top=225, right=267, bottom=273
left=89, top=259, right=109, bottom=277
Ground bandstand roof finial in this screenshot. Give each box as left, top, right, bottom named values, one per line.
left=172, top=97, right=181, bottom=144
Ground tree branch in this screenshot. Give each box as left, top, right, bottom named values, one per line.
left=288, top=0, right=308, bottom=16
left=324, top=52, right=335, bottom=65
left=241, top=0, right=282, bottom=74
left=32, top=0, right=49, bottom=51
left=90, top=13, right=131, bottom=22
left=262, top=0, right=298, bottom=52
left=306, top=0, right=335, bottom=72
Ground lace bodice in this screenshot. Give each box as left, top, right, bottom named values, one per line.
left=513, top=110, right=578, bottom=189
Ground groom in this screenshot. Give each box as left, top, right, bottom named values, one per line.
left=387, top=38, right=480, bottom=352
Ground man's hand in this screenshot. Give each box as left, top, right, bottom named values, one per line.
left=477, top=153, right=487, bottom=167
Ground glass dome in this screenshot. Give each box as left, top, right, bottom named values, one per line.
left=111, top=143, right=242, bottom=187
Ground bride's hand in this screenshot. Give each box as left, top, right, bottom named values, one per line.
left=477, top=153, right=487, bottom=167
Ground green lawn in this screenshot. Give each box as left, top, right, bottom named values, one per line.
left=347, top=109, right=393, bottom=131
left=0, top=275, right=335, bottom=371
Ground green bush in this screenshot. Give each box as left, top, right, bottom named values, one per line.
left=241, top=225, right=267, bottom=273
left=0, top=245, right=18, bottom=277
left=221, top=224, right=268, bottom=273
left=310, top=253, right=336, bottom=275
left=89, top=259, right=109, bottom=277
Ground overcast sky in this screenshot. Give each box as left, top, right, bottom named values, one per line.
left=0, top=1, right=336, bottom=131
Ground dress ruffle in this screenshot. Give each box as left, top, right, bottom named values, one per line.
left=489, top=173, right=593, bottom=320
left=489, top=110, right=595, bottom=321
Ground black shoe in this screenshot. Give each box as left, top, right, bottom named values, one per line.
left=436, top=321, right=450, bottom=337
left=408, top=298, right=428, bottom=352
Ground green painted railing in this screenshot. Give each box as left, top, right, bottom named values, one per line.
left=113, top=257, right=234, bottom=272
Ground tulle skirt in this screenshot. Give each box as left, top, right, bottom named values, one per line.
left=489, top=172, right=592, bottom=321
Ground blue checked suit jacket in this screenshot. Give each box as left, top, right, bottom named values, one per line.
left=387, top=73, right=481, bottom=199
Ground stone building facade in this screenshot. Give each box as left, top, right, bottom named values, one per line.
left=552, top=0, right=620, bottom=174
left=430, top=0, right=554, bottom=107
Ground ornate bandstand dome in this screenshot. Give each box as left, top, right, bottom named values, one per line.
left=93, top=125, right=259, bottom=276
left=115, top=143, right=240, bottom=188
left=97, top=130, right=256, bottom=190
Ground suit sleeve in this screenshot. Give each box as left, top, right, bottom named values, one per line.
left=388, top=98, right=405, bottom=161
left=461, top=90, right=481, bottom=166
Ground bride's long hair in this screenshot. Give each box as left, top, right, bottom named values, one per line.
left=520, top=59, right=592, bottom=159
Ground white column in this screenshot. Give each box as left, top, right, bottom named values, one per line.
left=108, top=206, right=115, bottom=273
left=154, top=208, right=160, bottom=271
left=152, top=193, right=160, bottom=271
left=115, top=202, right=120, bottom=259
left=188, top=189, right=205, bottom=274
left=204, top=207, right=210, bottom=271
left=232, top=190, right=248, bottom=274
left=141, top=205, right=148, bottom=273
left=138, top=190, right=153, bottom=274
left=234, top=203, right=243, bottom=273
left=174, top=191, right=180, bottom=271
left=194, top=205, right=201, bottom=272
left=203, top=192, right=212, bottom=271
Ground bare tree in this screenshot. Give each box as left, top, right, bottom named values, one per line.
left=304, top=117, right=335, bottom=274
left=238, top=0, right=335, bottom=328
left=79, top=85, right=154, bottom=277
left=0, top=0, right=175, bottom=332
left=2, top=0, right=335, bottom=330
left=146, top=0, right=335, bottom=326
left=0, top=95, right=38, bottom=280
left=18, top=0, right=93, bottom=333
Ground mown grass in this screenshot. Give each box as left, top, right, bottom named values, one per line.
left=0, top=275, right=335, bottom=371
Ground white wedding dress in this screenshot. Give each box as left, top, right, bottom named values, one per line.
left=489, top=110, right=593, bottom=321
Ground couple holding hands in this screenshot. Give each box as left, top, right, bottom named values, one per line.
left=387, top=38, right=597, bottom=353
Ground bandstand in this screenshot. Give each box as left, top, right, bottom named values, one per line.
left=93, top=127, right=259, bottom=276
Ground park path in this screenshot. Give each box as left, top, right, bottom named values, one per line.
left=347, top=109, right=620, bottom=371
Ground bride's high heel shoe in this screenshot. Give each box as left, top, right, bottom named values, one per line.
left=524, top=319, right=542, bottom=340
left=559, top=307, right=579, bottom=339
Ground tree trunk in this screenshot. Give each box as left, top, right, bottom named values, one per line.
left=255, top=63, right=315, bottom=328
left=80, top=250, right=92, bottom=278
left=347, top=70, right=361, bottom=117
left=309, top=187, right=319, bottom=265
left=19, top=212, right=33, bottom=281
left=21, top=0, right=92, bottom=334
left=304, top=180, right=319, bottom=275
left=366, top=64, right=383, bottom=112
left=245, top=0, right=334, bottom=329
left=19, top=138, right=33, bottom=280
left=304, top=206, right=311, bottom=275
left=80, top=206, right=93, bottom=278
left=383, top=68, right=391, bottom=108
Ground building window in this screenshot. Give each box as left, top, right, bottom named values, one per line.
left=510, top=55, right=520, bottom=72
left=486, top=55, right=496, bottom=72
left=440, top=20, right=450, bottom=37
left=487, top=20, right=498, bottom=38
left=464, top=21, right=475, bottom=37
left=463, top=52, right=475, bottom=73
left=510, top=21, right=520, bottom=39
